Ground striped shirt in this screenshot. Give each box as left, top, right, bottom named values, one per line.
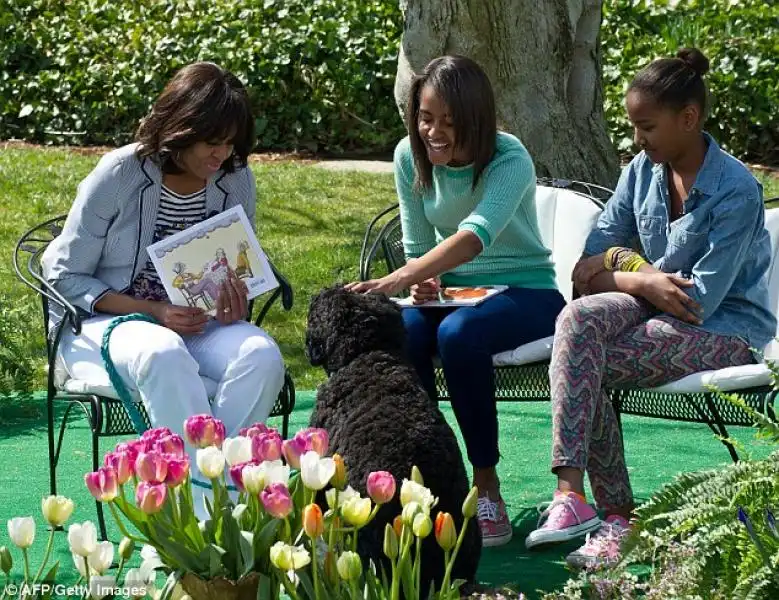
left=129, top=185, right=207, bottom=301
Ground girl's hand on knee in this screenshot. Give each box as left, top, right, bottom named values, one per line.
left=410, top=278, right=441, bottom=304
left=638, top=273, right=702, bottom=324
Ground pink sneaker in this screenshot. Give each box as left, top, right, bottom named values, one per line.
left=477, top=496, right=513, bottom=547
left=566, top=515, right=630, bottom=569
left=524, top=491, right=601, bottom=549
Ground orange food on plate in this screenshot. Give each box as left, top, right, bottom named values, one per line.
left=442, top=287, right=488, bottom=300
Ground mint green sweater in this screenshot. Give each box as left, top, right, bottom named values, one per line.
left=394, top=132, right=557, bottom=289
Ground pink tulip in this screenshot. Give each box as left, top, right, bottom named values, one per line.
left=164, top=457, right=190, bottom=487
left=136, top=482, right=167, bottom=514
left=142, top=427, right=174, bottom=442
left=367, top=471, right=396, bottom=505
left=282, top=436, right=308, bottom=469
left=154, top=434, right=185, bottom=458
left=239, top=423, right=272, bottom=438
left=229, top=461, right=253, bottom=491
left=184, top=415, right=225, bottom=448
left=114, top=441, right=140, bottom=469
left=135, top=451, right=168, bottom=484
left=103, top=451, right=133, bottom=485
left=300, top=428, right=329, bottom=456
left=260, top=483, right=293, bottom=519
left=85, top=467, right=118, bottom=502
left=252, top=431, right=283, bottom=462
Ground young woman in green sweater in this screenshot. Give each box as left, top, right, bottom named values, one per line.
left=347, top=55, right=565, bottom=546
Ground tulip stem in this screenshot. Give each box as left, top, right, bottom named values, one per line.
left=311, top=538, right=321, bottom=600
left=32, top=529, right=56, bottom=583
left=21, top=548, right=31, bottom=582
left=107, top=503, right=146, bottom=544
left=440, top=515, right=471, bottom=599
left=414, top=536, right=422, bottom=598
left=279, top=571, right=302, bottom=600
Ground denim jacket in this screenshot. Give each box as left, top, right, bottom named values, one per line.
left=584, top=133, right=776, bottom=352
left=41, top=143, right=257, bottom=330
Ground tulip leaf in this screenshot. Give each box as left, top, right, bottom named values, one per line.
left=239, top=532, right=255, bottom=578
left=158, top=568, right=185, bottom=600
left=39, top=562, right=59, bottom=599
left=253, top=519, right=281, bottom=572
left=218, top=507, right=242, bottom=578
left=257, top=572, right=277, bottom=600
left=297, top=570, right=316, bottom=599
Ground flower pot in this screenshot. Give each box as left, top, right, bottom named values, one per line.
left=180, top=572, right=260, bottom=600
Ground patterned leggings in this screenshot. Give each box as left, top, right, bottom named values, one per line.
left=550, top=293, right=754, bottom=511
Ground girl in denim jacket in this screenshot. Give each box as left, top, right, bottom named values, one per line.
left=525, top=48, right=776, bottom=567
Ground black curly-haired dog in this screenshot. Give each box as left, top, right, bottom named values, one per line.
left=306, top=285, right=482, bottom=593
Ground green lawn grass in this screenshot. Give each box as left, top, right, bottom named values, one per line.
left=1, top=145, right=778, bottom=411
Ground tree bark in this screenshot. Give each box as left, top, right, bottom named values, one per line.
left=395, top=0, right=620, bottom=187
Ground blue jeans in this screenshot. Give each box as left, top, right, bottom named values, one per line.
left=402, top=287, right=565, bottom=469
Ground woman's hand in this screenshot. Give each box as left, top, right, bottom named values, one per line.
left=572, top=254, right=606, bottom=295
left=344, top=272, right=405, bottom=297
left=216, top=273, right=249, bottom=325
left=149, top=303, right=209, bottom=335
left=638, top=272, right=702, bottom=325
left=410, top=278, right=442, bottom=305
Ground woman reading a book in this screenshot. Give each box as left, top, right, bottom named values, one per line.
left=346, top=55, right=565, bottom=546
left=524, top=48, right=775, bottom=569
left=41, top=63, right=285, bottom=495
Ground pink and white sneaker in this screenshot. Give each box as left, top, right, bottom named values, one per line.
left=565, top=514, right=631, bottom=569
left=477, top=496, right=513, bottom=547
left=524, top=491, right=601, bottom=549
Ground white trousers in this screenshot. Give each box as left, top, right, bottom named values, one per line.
left=58, top=315, right=286, bottom=513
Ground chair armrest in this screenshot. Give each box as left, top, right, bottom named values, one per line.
left=252, top=259, right=294, bottom=328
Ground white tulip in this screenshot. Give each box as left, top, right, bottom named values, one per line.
left=222, top=437, right=252, bottom=467
left=41, top=495, right=75, bottom=527
left=72, top=553, right=87, bottom=577
left=196, top=447, right=225, bottom=479
left=123, top=568, right=151, bottom=600
left=325, top=485, right=360, bottom=509
left=269, top=541, right=311, bottom=571
left=242, top=464, right=265, bottom=495
left=399, top=479, right=436, bottom=513
left=87, top=540, right=114, bottom=574
left=299, top=451, right=335, bottom=491
left=262, top=460, right=290, bottom=486
left=68, top=521, right=98, bottom=557
left=7, top=517, right=35, bottom=549
left=89, top=574, right=114, bottom=600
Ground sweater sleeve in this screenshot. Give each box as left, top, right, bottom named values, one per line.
left=458, top=146, right=535, bottom=249
left=394, top=138, right=436, bottom=259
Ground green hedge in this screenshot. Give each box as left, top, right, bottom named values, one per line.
left=602, top=0, right=778, bottom=163
left=0, top=0, right=405, bottom=153
left=1, top=0, right=776, bottom=162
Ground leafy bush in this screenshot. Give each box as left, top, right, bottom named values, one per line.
left=543, top=384, right=779, bottom=600
left=0, top=0, right=405, bottom=153
left=0, top=0, right=776, bottom=160
left=602, top=0, right=779, bottom=164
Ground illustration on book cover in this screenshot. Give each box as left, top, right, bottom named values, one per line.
left=147, top=205, right=278, bottom=314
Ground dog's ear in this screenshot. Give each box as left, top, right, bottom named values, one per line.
left=306, top=334, right=326, bottom=367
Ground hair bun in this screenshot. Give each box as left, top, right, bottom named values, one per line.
left=676, top=47, right=710, bottom=77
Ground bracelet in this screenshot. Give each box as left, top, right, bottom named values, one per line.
left=622, top=255, right=648, bottom=272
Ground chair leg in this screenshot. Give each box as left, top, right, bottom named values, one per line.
left=702, top=395, right=739, bottom=463
left=90, top=399, right=109, bottom=541
left=47, top=388, right=57, bottom=497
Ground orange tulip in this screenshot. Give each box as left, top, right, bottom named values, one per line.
left=302, top=503, right=324, bottom=539
left=434, top=512, right=456, bottom=551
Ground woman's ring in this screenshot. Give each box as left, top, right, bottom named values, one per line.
left=223, top=307, right=231, bottom=314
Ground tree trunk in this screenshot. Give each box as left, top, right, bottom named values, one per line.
left=395, top=0, right=620, bottom=187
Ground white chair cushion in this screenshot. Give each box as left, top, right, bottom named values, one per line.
left=486, top=186, right=603, bottom=366
left=61, top=375, right=219, bottom=401
left=645, top=362, right=773, bottom=394
left=492, top=336, right=554, bottom=366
